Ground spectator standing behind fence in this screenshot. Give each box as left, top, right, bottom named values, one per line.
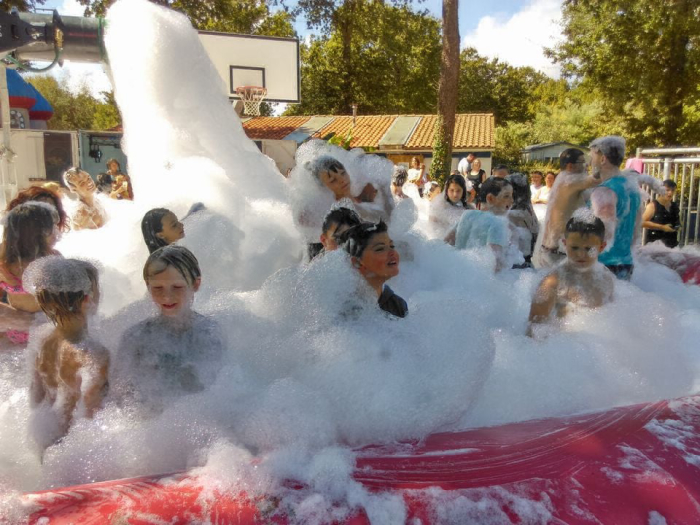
left=642, top=179, right=680, bottom=248
left=532, top=172, right=556, bottom=204
left=529, top=171, right=544, bottom=196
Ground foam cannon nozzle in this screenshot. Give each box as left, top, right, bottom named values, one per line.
left=0, top=9, right=106, bottom=68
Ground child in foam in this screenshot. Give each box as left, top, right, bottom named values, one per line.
left=114, top=246, right=224, bottom=410
left=24, top=257, right=109, bottom=451
left=447, top=178, right=518, bottom=272
left=310, top=207, right=362, bottom=261
left=7, top=186, right=70, bottom=233
left=0, top=202, right=61, bottom=346
left=507, top=173, right=539, bottom=268
left=63, top=168, right=107, bottom=231
left=528, top=211, right=615, bottom=336
left=141, top=208, right=186, bottom=254
left=342, top=221, right=408, bottom=318
left=429, top=174, right=472, bottom=238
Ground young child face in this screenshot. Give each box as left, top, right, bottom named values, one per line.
left=487, top=185, right=514, bottom=214
left=157, top=212, right=185, bottom=244
left=564, top=232, right=606, bottom=270
left=69, top=171, right=96, bottom=198
left=447, top=182, right=464, bottom=204
left=147, top=266, right=199, bottom=317
left=531, top=173, right=543, bottom=186
left=320, top=167, right=352, bottom=199
left=356, top=232, right=399, bottom=280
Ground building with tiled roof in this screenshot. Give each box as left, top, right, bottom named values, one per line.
left=242, top=113, right=495, bottom=174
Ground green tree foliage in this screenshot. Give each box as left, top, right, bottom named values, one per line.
left=458, top=48, right=549, bottom=124
left=76, top=0, right=295, bottom=37
left=548, top=0, right=700, bottom=148
left=0, top=0, right=44, bottom=11
left=27, top=75, right=120, bottom=130
left=286, top=2, right=441, bottom=116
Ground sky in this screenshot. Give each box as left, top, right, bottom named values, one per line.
left=40, top=0, right=564, bottom=99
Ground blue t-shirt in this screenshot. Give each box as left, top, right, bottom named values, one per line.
left=455, top=210, right=509, bottom=250
left=594, top=175, right=641, bottom=266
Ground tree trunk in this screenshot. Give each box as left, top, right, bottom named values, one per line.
left=662, top=0, right=690, bottom=145
left=335, top=0, right=357, bottom=115
left=429, top=0, right=459, bottom=184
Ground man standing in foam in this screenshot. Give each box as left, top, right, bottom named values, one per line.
left=448, top=177, right=516, bottom=272
left=528, top=211, right=614, bottom=336
left=587, top=136, right=641, bottom=280
left=114, top=246, right=224, bottom=411
left=533, top=148, right=601, bottom=269
left=24, top=257, right=109, bottom=452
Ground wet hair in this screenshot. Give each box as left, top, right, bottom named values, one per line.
left=0, top=202, right=58, bottom=267
left=7, top=186, right=68, bottom=231
left=141, top=208, right=175, bottom=254
left=106, top=158, right=121, bottom=171
left=62, top=167, right=93, bottom=192
left=307, top=156, right=346, bottom=184
left=341, top=220, right=388, bottom=259
left=590, top=136, right=626, bottom=166
left=322, top=207, right=361, bottom=235
left=565, top=213, right=605, bottom=241
left=506, top=173, right=532, bottom=211
left=559, top=148, right=585, bottom=169
left=35, top=259, right=99, bottom=326
left=444, top=174, right=469, bottom=207
left=392, top=166, right=408, bottom=187
left=143, top=245, right=201, bottom=286
left=96, top=172, right=113, bottom=193
left=479, top=177, right=512, bottom=203
left=663, top=179, right=677, bottom=191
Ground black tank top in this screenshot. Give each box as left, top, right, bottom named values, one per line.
left=646, top=199, right=680, bottom=247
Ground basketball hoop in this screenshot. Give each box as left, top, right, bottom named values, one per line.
left=236, top=86, right=267, bottom=116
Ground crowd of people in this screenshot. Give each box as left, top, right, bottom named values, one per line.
left=0, top=134, right=689, bottom=455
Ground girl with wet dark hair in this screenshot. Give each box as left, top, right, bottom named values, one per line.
left=429, top=174, right=471, bottom=238
left=0, top=203, right=61, bottom=344
left=341, top=221, right=408, bottom=318
left=141, top=208, right=185, bottom=254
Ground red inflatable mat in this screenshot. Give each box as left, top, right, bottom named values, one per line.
left=24, top=396, right=700, bottom=524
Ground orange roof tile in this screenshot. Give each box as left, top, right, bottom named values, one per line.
left=312, top=116, right=397, bottom=149
left=243, top=116, right=311, bottom=140
left=405, top=114, right=494, bottom=150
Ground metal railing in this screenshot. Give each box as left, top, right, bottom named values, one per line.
left=636, top=147, right=700, bottom=246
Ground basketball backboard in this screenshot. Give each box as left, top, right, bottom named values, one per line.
left=198, top=31, right=300, bottom=104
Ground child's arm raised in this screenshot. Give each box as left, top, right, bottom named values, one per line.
left=528, top=273, right=559, bottom=336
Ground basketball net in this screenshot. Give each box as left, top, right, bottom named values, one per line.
left=235, top=86, right=267, bottom=116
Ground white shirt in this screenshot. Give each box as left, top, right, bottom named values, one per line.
left=457, top=157, right=471, bottom=176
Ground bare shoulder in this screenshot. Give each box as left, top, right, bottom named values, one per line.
left=534, top=271, right=560, bottom=299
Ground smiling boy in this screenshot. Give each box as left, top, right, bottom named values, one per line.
left=528, top=209, right=615, bottom=335
left=114, top=246, right=224, bottom=409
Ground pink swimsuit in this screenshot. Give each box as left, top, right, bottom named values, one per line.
left=0, top=273, right=30, bottom=345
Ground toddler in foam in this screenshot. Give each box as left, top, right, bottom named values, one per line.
left=114, top=245, right=224, bottom=411
left=528, top=210, right=615, bottom=337
left=24, top=256, right=109, bottom=452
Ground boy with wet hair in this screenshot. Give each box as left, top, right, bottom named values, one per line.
left=528, top=209, right=615, bottom=336
left=448, top=177, right=516, bottom=272
left=24, top=256, right=109, bottom=450
left=341, top=221, right=408, bottom=318
left=115, top=245, right=224, bottom=410
left=318, top=207, right=362, bottom=256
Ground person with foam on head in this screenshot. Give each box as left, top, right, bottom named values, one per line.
left=0, top=202, right=61, bottom=346
left=448, top=177, right=517, bottom=272
left=62, top=167, right=107, bottom=231
left=311, top=207, right=362, bottom=261
left=532, top=148, right=601, bottom=270
left=24, top=257, right=109, bottom=451
left=587, top=136, right=641, bottom=280
left=141, top=208, right=185, bottom=254
left=391, top=165, right=409, bottom=200
left=528, top=209, right=615, bottom=336
left=114, top=245, right=224, bottom=410
left=341, top=221, right=407, bottom=318
left=429, top=173, right=472, bottom=238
